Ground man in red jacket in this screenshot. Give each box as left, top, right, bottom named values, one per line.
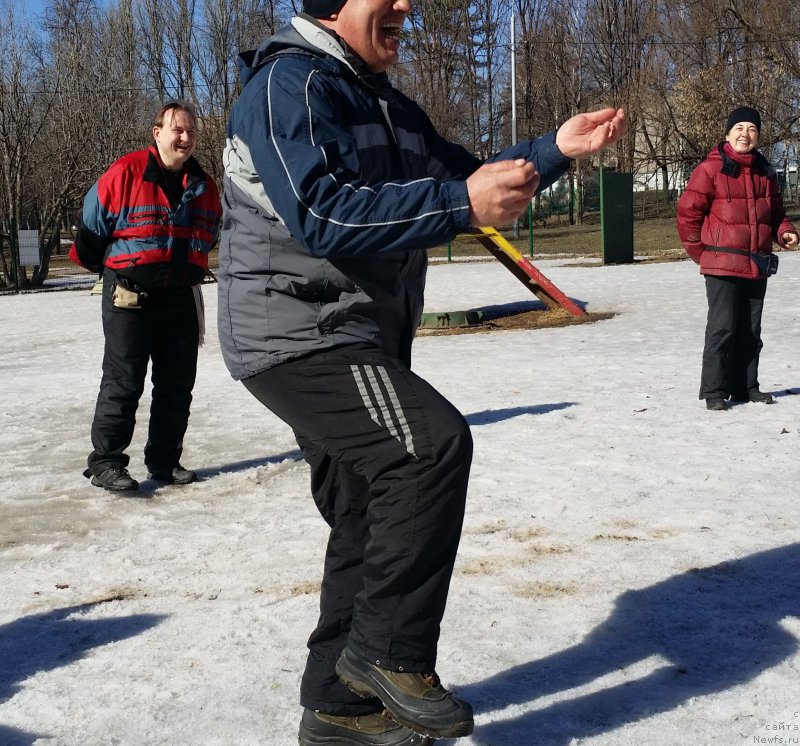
left=70, top=101, right=221, bottom=492
left=677, top=105, right=798, bottom=411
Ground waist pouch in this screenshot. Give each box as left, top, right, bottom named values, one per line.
left=752, top=252, right=779, bottom=276
left=709, top=246, right=779, bottom=277
left=112, top=275, right=149, bottom=309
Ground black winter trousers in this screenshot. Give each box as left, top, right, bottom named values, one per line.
left=243, top=345, right=473, bottom=716
left=87, top=269, right=200, bottom=474
left=700, top=274, right=767, bottom=400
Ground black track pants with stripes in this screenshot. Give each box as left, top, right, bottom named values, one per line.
left=243, top=345, right=473, bottom=715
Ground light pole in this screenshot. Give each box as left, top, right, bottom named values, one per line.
left=511, top=12, right=521, bottom=239
left=510, top=12, right=517, bottom=150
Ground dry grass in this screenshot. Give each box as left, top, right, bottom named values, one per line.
left=428, top=215, right=686, bottom=263
left=429, top=200, right=800, bottom=264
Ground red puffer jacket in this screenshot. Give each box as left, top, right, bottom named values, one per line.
left=676, top=143, right=795, bottom=279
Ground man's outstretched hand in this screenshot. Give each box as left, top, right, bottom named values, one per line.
left=556, top=108, right=626, bottom=159
left=466, top=109, right=623, bottom=227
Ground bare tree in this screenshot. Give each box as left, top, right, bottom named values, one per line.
left=397, top=1, right=479, bottom=147
left=4, top=0, right=800, bottom=289
left=193, top=0, right=287, bottom=184
left=515, top=0, right=597, bottom=222
left=583, top=0, right=657, bottom=171
left=0, top=5, right=58, bottom=287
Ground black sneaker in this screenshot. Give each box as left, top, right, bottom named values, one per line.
left=147, top=465, right=197, bottom=485
left=335, top=648, right=473, bottom=739
left=84, top=466, right=139, bottom=492
left=298, top=708, right=432, bottom=746
left=705, top=398, right=727, bottom=411
left=747, top=389, right=774, bottom=404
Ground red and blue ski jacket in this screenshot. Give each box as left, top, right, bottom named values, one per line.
left=70, top=146, right=221, bottom=288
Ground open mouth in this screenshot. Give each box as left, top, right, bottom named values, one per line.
left=381, top=23, right=403, bottom=40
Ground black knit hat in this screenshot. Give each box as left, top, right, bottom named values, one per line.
left=303, top=0, right=347, bottom=16
left=726, top=106, right=761, bottom=134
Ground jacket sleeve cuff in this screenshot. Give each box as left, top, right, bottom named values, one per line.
left=538, top=130, right=573, bottom=171
left=443, top=180, right=473, bottom=234
left=776, top=219, right=796, bottom=246
left=70, top=223, right=110, bottom=273
left=530, top=131, right=572, bottom=193
left=684, top=243, right=704, bottom=264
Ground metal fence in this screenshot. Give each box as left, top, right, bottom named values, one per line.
left=433, top=193, right=688, bottom=265
left=3, top=190, right=798, bottom=293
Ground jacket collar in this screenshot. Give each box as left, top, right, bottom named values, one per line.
left=241, top=16, right=396, bottom=101
left=717, top=142, right=772, bottom=178
left=292, top=15, right=396, bottom=100
left=144, top=145, right=207, bottom=192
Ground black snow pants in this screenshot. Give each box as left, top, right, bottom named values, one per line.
left=700, top=274, right=767, bottom=401
left=243, top=345, right=473, bottom=716
left=87, top=269, right=200, bottom=475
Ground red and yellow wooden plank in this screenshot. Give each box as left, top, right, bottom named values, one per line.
left=472, top=226, right=587, bottom=317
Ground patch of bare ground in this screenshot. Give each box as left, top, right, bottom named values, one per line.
left=513, top=582, right=579, bottom=599
left=290, top=581, right=320, bottom=596
left=509, top=527, right=549, bottom=541
left=593, top=521, right=676, bottom=541
left=250, top=580, right=321, bottom=598
left=23, top=587, right=140, bottom=615
left=417, top=309, right=615, bottom=336
left=459, top=559, right=505, bottom=576
left=467, top=521, right=509, bottom=536
left=526, top=544, right=573, bottom=557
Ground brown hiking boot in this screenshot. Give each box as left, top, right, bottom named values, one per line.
left=335, top=648, right=473, bottom=739
left=297, top=708, right=433, bottom=745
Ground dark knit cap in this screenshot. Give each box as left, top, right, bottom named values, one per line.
left=303, top=0, right=347, bottom=16
left=726, top=106, right=761, bottom=134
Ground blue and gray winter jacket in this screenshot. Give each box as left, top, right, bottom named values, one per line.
left=217, top=15, right=571, bottom=380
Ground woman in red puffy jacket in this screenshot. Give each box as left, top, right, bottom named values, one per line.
left=677, top=106, right=798, bottom=411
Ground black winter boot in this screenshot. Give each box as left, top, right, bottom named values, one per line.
left=84, top=466, right=139, bottom=492
left=705, top=398, right=727, bottom=411
left=147, top=465, right=197, bottom=484
left=335, top=648, right=473, bottom=739
left=747, top=389, right=774, bottom=404
left=298, top=708, right=432, bottom=745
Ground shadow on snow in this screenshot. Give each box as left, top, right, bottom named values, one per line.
left=465, top=403, right=576, bottom=426
left=458, top=543, right=800, bottom=744
left=0, top=601, right=166, bottom=740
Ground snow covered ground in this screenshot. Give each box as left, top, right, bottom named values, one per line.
left=2, top=252, right=800, bottom=746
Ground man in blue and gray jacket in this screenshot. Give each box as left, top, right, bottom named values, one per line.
left=217, top=0, right=625, bottom=743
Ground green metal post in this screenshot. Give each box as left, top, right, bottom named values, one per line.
left=528, top=203, right=534, bottom=257
left=599, top=167, right=634, bottom=264
left=447, top=240, right=452, bottom=262
left=8, top=218, right=19, bottom=291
